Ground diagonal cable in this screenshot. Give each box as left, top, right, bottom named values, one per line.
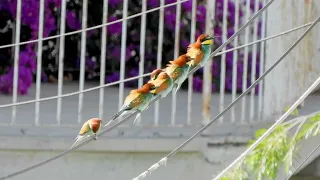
left=0, top=0, right=274, bottom=177
left=0, top=21, right=311, bottom=109
left=133, top=15, right=320, bottom=180
left=284, top=143, right=320, bottom=180
left=0, top=0, right=189, bottom=50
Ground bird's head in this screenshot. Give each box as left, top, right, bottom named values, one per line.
left=150, top=68, right=163, bottom=80
left=90, top=117, right=102, bottom=123
left=140, top=83, right=156, bottom=93
left=197, top=34, right=214, bottom=46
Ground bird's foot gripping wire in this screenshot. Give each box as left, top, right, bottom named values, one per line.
left=93, top=134, right=98, bottom=140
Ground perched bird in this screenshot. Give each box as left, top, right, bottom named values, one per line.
left=148, top=68, right=164, bottom=83
left=164, top=54, right=191, bottom=94
left=105, top=83, right=156, bottom=126
left=71, top=117, right=102, bottom=148
left=149, top=70, right=174, bottom=99
left=186, top=34, right=214, bottom=70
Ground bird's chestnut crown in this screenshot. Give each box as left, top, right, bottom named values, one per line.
left=197, top=34, right=214, bottom=45
left=91, top=117, right=102, bottom=123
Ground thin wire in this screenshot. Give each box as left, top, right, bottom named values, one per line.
left=0, top=21, right=311, bottom=109
left=215, top=78, right=320, bottom=180
left=1, top=17, right=316, bottom=179
left=0, top=95, right=157, bottom=180
left=284, top=143, right=320, bottom=180
left=132, top=15, right=320, bottom=180
left=0, top=0, right=189, bottom=51
left=213, top=17, right=320, bottom=180
left=187, top=0, right=276, bottom=76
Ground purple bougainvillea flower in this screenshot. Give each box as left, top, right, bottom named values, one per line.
left=164, top=11, right=176, bottom=30
left=105, top=72, right=120, bottom=83
left=182, top=0, right=193, bottom=12
left=107, top=16, right=122, bottom=35
left=147, top=0, right=159, bottom=7
left=225, top=73, right=233, bottom=91
left=66, top=10, right=81, bottom=30
left=193, top=76, right=203, bottom=92
left=196, top=5, right=206, bottom=23
left=109, top=0, right=122, bottom=8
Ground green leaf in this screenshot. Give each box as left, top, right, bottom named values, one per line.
left=283, top=107, right=299, bottom=116
left=245, top=125, right=290, bottom=180
left=219, top=163, right=249, bottom=180
left=296, top=113, right=320, bottom=141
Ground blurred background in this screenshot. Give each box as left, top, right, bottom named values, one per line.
left=0, top=0, right=320, bottom=179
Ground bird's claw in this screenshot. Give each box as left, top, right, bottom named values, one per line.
left=93, top=135, right=97, bottom=140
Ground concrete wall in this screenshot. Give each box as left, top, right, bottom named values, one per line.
left=263, top=0, right=320, bottom=119
left=0, top=135, right=248, bottom=180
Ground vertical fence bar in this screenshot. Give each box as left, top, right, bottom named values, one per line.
left=230, top=0, right=239, bottom=123
left=154, top=0, right=165, bottom=126
left=202, top=0, right=215, bottom=126
left=136, top=0, right=147, bottom=125
left=56, top=0, right=67, bottom=125
left=241, top=0, right=250, bottom=123
left=218, top=0, right=228, bottom=123
left=35, top=0, right=45, bottom=126
left=11, top=0, right=22, bottom=125
left=99, top=0, right=109, bottom=120
left=249, top=0, right=259, bottom=121
left=171, top=0, right=181, bottom=126
left=259, top=0, right=267, bottom=121
left=78, top=0, right=88, bottom=124
left=118, top=0, right=128, bottom=113
left=187, top=0, right=197, bottom=125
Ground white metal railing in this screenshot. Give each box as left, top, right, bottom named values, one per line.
left=0, top=0, right=291, bottom=128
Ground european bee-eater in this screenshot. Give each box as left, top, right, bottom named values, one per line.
left=165, top=54, right=191, bottom=94
left=149, top=71, right=174, bottom=99
left=186, top=34, right=214, bottom=70
left=106, top=83, right=156, bottom=126
left=71, top=117, right=102, bottom=148
left=149, top=68, right=164, bottom=82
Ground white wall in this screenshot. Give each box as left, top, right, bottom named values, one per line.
left=263, top=0, right=320, bottom=119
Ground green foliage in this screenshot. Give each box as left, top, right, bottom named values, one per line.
left=283, top=107, right=299, bottom=116
left=245, top=125, right=290, bottom=180
left=220, top=163, right=248, bottom=180
left=218, top=112, right=320, bottom=180
left=296, top=113, right=320, bottom=141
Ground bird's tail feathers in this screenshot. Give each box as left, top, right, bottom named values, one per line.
left=133, top=112, right=141, bottom=124
left=105, top=108, right=131, bottom=128
left=70, top=135, right=83, bottom=149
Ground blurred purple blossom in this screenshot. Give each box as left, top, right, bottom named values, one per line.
left=107, top=16, right=122, bottom=35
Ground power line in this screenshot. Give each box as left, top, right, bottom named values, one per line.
left=0, top=0, right=274, bottom=177
left=0, top=97, right=148, bottom=180
left=212, top=18, right=320, bottom=180
left=0, top=0, right=189, bottom=50
left=284, top=143, right=320, bottom=180
left=0, top=21, right=311, bottom=109
left=133, top=15, right=320, bottom=180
